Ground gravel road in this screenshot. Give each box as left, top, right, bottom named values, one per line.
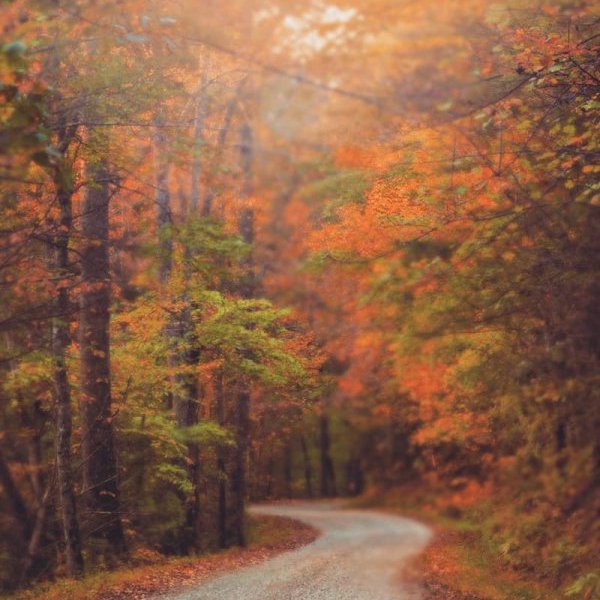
left=158, top=501, right=432, bottom=600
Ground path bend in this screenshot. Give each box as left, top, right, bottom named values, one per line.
left=159, top=501, right=432, bottom=600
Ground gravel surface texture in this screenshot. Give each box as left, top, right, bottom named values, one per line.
left=156, top=501, right=432, bottom=600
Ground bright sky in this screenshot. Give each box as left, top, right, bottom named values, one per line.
left=282, top=5, right=357, bottom=53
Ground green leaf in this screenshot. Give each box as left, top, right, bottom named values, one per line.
left=173, top=422, right=234, bottom=446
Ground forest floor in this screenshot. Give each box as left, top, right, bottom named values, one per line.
left=10, top=497, right=570, bottom=600
left=11, top=514, right=317, bottom=600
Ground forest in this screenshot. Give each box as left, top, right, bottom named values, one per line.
left=0, top=0, right=598, bottom=599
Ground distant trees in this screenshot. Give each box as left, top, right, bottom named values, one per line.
left=279, top=0, right=599, bottom=591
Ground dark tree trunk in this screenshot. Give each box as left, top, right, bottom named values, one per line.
left=237, top=123, right=255, bottom=295
left=320, top=412, right=337, bottom=497
left=79, top=159, right=126, bottom=557
left=265, top=450, right=274, bottom=499
left=202, top=80, right=245, bottom=218
left=52, top=183, right=84, bottom=577
left=345, top=456, right=365, bottom=496
left=300, top=434, right=313, bottom=498
left=231, top=123, right=255, bottom=547
left=0, top=448, right=32, bottom=543
left=283, top=443, right=293, bottom=498
left=21, top=482, right=52, bottom=583
left=18, top=398, right=53, bottom=581
left=215, top=374, right=228, bottom=548
left=174, top=321, right=201, bottom=550
left=231, top=388, right=250, bottom=546
left=191, top=57, right=208, bottom=215
left=154, top=123, right=173, bottom=286
left=18, top=398, right=46, bottom=505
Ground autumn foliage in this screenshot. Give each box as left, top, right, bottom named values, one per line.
left=0, top=0, right=598, bottom=598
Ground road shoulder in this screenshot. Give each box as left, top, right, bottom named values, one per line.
left=15, top=515, right=318, bottom=600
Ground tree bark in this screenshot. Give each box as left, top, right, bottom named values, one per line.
left=17, top=397, right=53, bottom=581
left=265, top=450, right=275, bottom=499
left=0, top=448, right=32, bottom=543
left=231, top=387, right=250, bottom=546
left=202, top=79, right=245, bottom=218
left=52, top=183, right=84, bottom=577
left=191, top=55, right=209, bottom=215
left=345, top=455, right=365, bottom=496
left=319, top=411, right=337, bottom=497
left=283, top=443, right=293, bottom=498
left=154, top=124, right=173, bottom=286
left=174, top=321, right=201, bottom=551
left=300, top=434, right=313, bottom=498
left=215, top=374, right=228, bottom=548
left=21, top=481, right=52, bottom=583
left=79, top=158, right=126, bottom=557
left=231, top=123, right=255, bottom=546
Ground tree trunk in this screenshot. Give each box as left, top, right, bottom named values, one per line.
left=154, top=123, right=173, bottom=286
left=18, top=397, right=46, bottom=505
left=319, top=411, right=337, bottom=497
left=300, top=434, right=313, bottom=498
left=231, top=387, right=250, bottom=546
left=202, top=79, right=245, bottom=217
left=0, top=448, right=32, bottom=543
left=345, top=456, right=365, bottom=496
left=79, top=159, right=126, bottom=557
left=283, top=443, right=293, bottom=498
left=191, top=55, right=209, bottom=215
left=265, top=450, right=274, bottom=499
left=237, top=123, right=255, bottom=296
left=231, top=123, right=255, bottom=546
left=174, top=322, right=201, bottom=551
left=18, top=397, right=53, bottom=581
left=52, top=183, right=84, bottom=577
left=21, top=482, right=52, bottom=583
left=215, top=374, right=228, bottom=548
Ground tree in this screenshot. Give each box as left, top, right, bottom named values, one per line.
left=79, top=147, right=126, bottom=557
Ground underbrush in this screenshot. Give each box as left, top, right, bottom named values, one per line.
left=7, top=514, right=317, bottom=600
left=354, top=484, right=600, bottom=600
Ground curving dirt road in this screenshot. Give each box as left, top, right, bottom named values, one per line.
left=159, top=501, right=432, bottom=600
